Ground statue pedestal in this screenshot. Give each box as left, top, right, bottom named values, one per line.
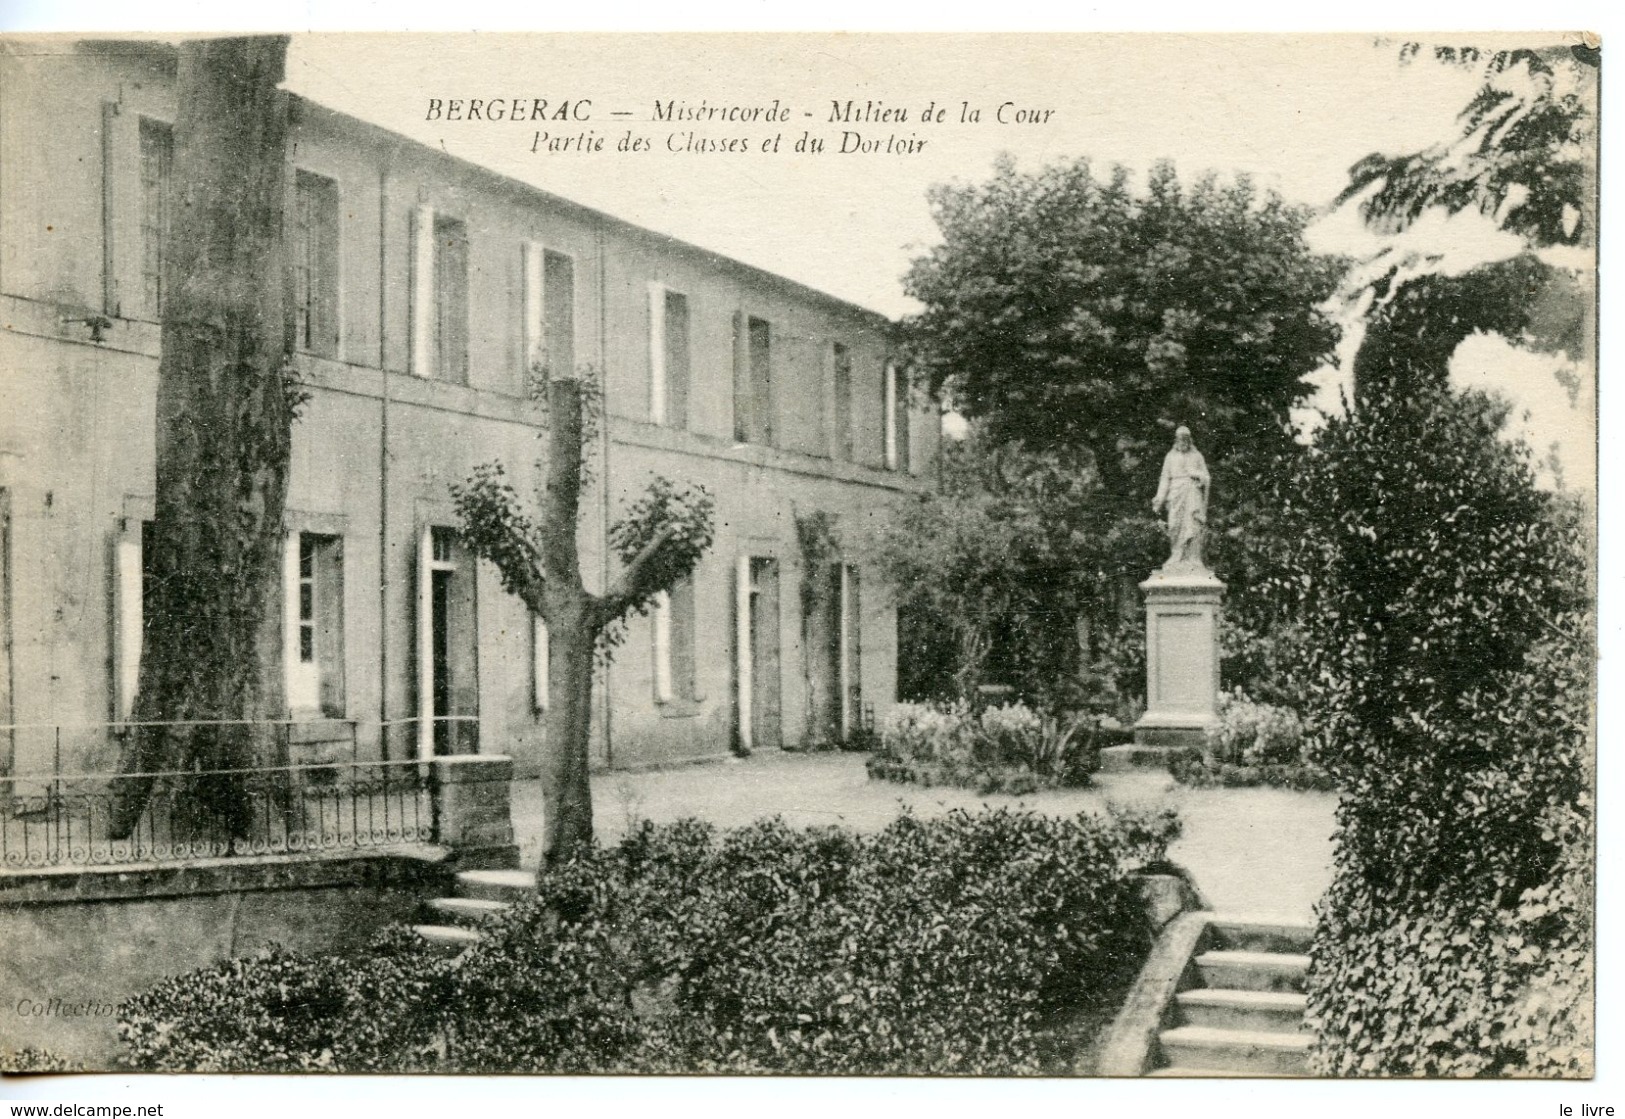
left=1102, top=565, right=1225, bottom=772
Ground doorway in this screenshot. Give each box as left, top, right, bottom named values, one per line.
left=740, top=556, right=782, bottom=752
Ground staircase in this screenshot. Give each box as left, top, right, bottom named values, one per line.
left=411, top=868, right=533, bottom=950
left=1147, top=918, right=1313, bottom=1077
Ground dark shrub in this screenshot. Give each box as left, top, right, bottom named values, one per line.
left=1271, top=384, right=1591, bottom=1076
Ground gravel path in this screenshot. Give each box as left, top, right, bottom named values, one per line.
left=511, top=751, right=1339, bottom=919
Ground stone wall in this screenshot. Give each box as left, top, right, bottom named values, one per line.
left=0, top=849, right=452, bottom=1069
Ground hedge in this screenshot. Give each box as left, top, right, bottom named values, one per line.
left=120, top=805, right=1178, bottom=1074
left=1272, top=384, right=1592, bottom=1076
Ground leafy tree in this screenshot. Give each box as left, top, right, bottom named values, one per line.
left=113, top=37, right=297, bottom=840
left=902, top=157, right=1343, bottom=510
left=1337, top=42, right=1597, bottom=397
left=452, top=370, right=714, bottom=864
left=872, top=430, right=1143, bottom=711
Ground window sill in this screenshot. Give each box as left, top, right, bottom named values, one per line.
left=286, top=717, right=355, bottom=745
left=656, top=696, right=705, bottom=719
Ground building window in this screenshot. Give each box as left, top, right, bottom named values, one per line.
left=292, top=170, right=341, bottom=358
left=543, top=249, right=575, bottom=377
left=884, top=362, right=909, bottom=472
left=832, top=342, right=854, bottom=461
left=284, top=532, right=345, bottom=717
left=734, top=314, right=773, bottom=445
left=648, top=284, right=691, bottom=429
left=434, top=216, right=470, bottom=384
left=840, top=564, right=863, bottom=739
left=138, top=118, right=173, bottom=320
left=652, top=574, right=697, bottom=703
left=417, top=526, right=479, bottom=757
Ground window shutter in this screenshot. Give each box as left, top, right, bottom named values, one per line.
left=416, top=524, right=434, bottom=759
left=532, top=613, right=549, bottom=713
left=666, top=291, right=691, bottom=432
left=410, top=204, right=435, bottom=378
left=735, top=555, right=753, bottom=751
left=652, top=589, right=673, bottom=702
left=670, top=575, right=697, bottom=700
left=523, top=240, right=545, bottom=380
left=113, top=531, right=143, bottom=722
left=648, top=281, right=666, bottom=424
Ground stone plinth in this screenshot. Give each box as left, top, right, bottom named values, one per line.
left=431, top=754, right=520, bottom=869
left=1133, top=566, right=1224, bottom=754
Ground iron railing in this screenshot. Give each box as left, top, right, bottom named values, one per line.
left=1, top=757, right=437, bottom=868
left=0, top=716, right=482, bottom=869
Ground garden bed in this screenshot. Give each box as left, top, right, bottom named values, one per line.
left=865, top=701, right=1121, bottom=794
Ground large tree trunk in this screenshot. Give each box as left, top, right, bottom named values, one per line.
left=113, top=37, right=293, bottom=842
left=541, top=600, right=597, bottom=862
left=536, top=376, right=596, bottom=865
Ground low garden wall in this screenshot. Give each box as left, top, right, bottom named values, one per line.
left=1, top=753, right=518, bottom=1069
left=0, top=850, right=450, bottom=1067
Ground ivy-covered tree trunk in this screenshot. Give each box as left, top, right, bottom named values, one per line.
left=113, top=37, right=294, bottom=841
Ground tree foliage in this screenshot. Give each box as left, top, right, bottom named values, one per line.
left=1338, top=42, right=1597, bottom=396
left=872, top=431, right=1123, bottom=709
left=452, top=369, right=714, bottom=863
left=1341, top=44, right=1596, bottom=251
left=902, top=157, right=1343, bottom=504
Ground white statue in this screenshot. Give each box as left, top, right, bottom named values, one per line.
left=1151, top=425, right=1210, bottom=570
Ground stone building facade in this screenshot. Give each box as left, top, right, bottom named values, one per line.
left=0, top=40, right=937, bottom=779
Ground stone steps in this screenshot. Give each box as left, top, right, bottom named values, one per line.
left=410, top=867, right=529, bottom=949
left=1158, top=1026, right=1311, bottom=1076
left=1174, top=988, right=1308, bottom=1033
left=1147, top=917, right=1315, bottom=1078
left=1193, top=949, right=1309, bottom=993
left=1147, top=1065, right=1294, bottom=1078
left=425, top=896, right=511, bottom=924
left=411, top=923, right=484, bottom=951
left=1207, top=919, right=1313, bottom=955
left=452, top=868, right=534, bottom=903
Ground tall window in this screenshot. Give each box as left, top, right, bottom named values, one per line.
left=884, top=362, right=910, bottom=472
left=138, top=118, right=173, bottom=320
left=734, top=314, right=773, bottom=445
left=649, top=285, right=691, bottom=428
left=292, top=170, right=340, bottom=358
left=832, top=342, right=854, bottom=461
left=417, top=526, right=479, bottom=757
left=543, top=249, right=575, bottom=377
left=433, top=216, right=470, bottom=384
left=840, top=564, right=863, bottom=739
left=285, top=532, right=345, bottom=717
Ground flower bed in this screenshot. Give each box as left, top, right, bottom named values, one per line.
left=866, top=701, right=1109, bottom=793
left=1168, top=690, right=1335, bottom=791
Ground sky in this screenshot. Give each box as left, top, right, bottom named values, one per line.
left=279, top=32, right=1595, bottom=486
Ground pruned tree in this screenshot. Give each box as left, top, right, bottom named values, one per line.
left=452, top=370, right=713, bottom=865
left=113, top=36, right=296, bottom=840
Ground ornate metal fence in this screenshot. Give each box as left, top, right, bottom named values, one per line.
left=0, top=720, right=470, bottom=868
